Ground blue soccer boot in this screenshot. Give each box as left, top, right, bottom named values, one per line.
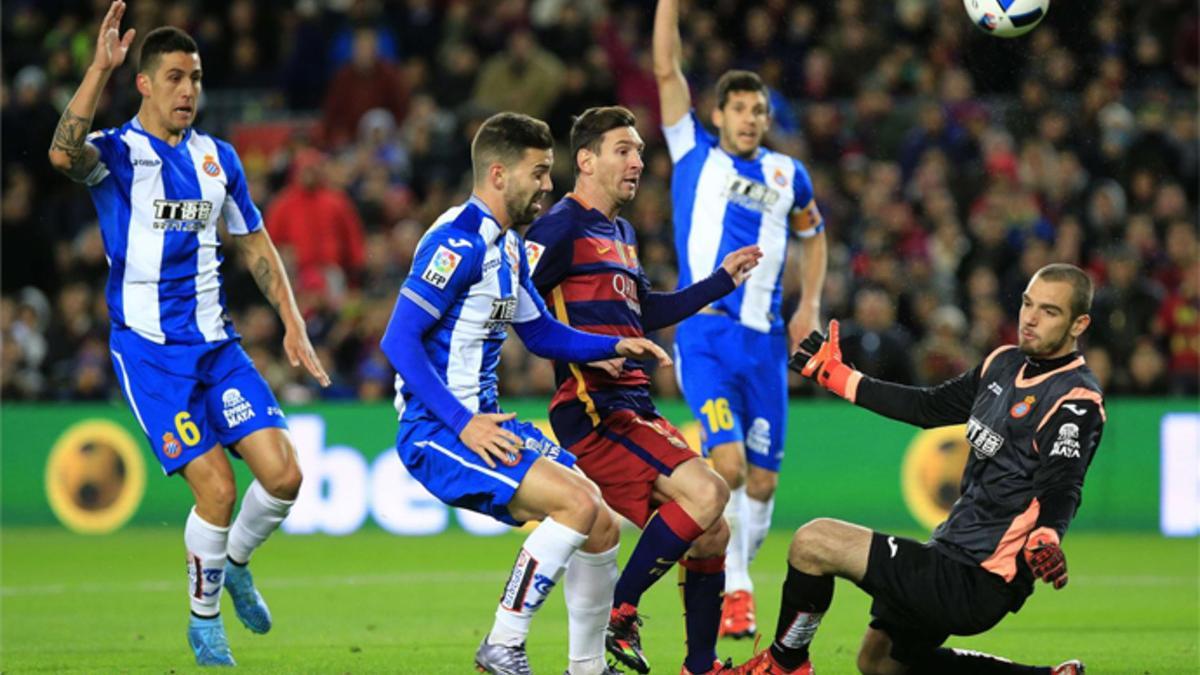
left=187, top=614, right=236, bottom=666
left=224, top=559, right=272, bottom=634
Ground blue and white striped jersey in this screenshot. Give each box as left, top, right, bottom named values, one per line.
left=393, top=197, right=548, bottom=420
left=664, top=111, right=824, bottom=333
left=85, top=117, right=262, bottom=345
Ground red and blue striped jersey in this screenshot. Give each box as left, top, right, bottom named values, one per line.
left=526, top=195, right=658, bottom=443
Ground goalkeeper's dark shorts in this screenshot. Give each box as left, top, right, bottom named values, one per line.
left=856, top=532, right=1032, bottom=664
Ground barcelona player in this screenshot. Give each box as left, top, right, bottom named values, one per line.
left=526, top=106, right=761, bottom=675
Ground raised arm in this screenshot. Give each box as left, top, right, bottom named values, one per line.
left=786, top=227, right=828, bottom=351
left=48, top=1, right=135, bottom=183
left=237, top=229, right=330, bottom=386
left=653, top=0, right=691, bottom=126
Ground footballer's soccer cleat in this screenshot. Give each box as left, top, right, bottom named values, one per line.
left=681, top=658, right=733, bottom=674
left=187, top=614, right=236, bottom=667
left=474, top=636, right=532, bottom=675
left=606, top=603, right=650, bottom=674
left=224, top=559, right=272, bottom=634
left=726, top=649, right=812, bottom=675
left=1051, top=660, right=1085, bottom=675
left=719, top=590, right=757, bottom=639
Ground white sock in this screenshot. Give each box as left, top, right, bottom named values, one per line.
left=565, top=545, right=619, bottom=675
left=490, top=517, right=587, bottom=646
left=724, top=486, right=752, bottom=593
left=185, top=508, right=229, bottom=616
left=746, top=495, right=775, bottom=565
left=227, top=480, right=294, bottom=565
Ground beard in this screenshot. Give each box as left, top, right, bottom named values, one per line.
left=506, top=190, right=542, bottom=227
left=1019, top=326, right=1071, bottom=357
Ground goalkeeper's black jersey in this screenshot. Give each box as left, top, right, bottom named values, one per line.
left=853, top=346, right=1105, bottom=583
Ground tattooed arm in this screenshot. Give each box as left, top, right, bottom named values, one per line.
left=48, top=1, right=135, bottom=183
left=238, top=229, right=331, bottom=386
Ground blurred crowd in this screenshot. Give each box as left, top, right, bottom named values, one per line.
left=2, top=0, right=1197, bottom=403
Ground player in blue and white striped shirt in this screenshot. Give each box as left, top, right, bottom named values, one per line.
left=49, top=5, right=329, bottom=666
left=654, top=0, right=830, bottom=645
left=381, top=112, right=670, bottom=675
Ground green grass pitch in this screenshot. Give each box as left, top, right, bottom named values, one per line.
left=1, top=528, right=1196, bottom=673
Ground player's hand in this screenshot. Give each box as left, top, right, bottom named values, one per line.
left=587, top=358, right=627, bottom=378
left=283, top=326, right=331, bottom=387
left=787, top=304, right=820, bottom=352
left=459, top=412, right=523, bottom=469
left=1024, top=527, right=1068, bottom=590
left=616, top=337, right=672, bottom=368
left=92, top=1, right=136, bottom=72
left=719, top=245, right=763, bottom=286
left=787, top=319, right=859, bottom=402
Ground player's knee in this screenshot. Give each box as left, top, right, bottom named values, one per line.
left=696, top=516, right=730, bottom=554
left=788, top=518, right=838, bottom=572
left=584, top=505, right=621, bottom=553
left=198, top=480, right=238, bottom=520
left=745, top=469, right=778, bottom=501
left=857, top=650, right=888, bottom=675
left=262, top=463, right=302, bottom=501
left=561, top=484, right=602, bottom=530
left=691, top=471, right=730, bottom=524
left=710, top=447, right=745, bottom=488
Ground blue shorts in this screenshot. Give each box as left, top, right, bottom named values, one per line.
left=109, top=327, right=287, bottom=475
left=397, top=415, right=576, bottom=526
left=674, top=313, right=788, bottom=472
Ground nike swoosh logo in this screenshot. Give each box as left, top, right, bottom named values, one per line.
left=887, top=536, right=898, bottom=558
left=447, top=238, right=472, bottom=249
left=1063, top=403, right=1087, bottom=416
left=596, top=245, right=612, bottom=254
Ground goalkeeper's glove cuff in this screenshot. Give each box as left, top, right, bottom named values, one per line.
left=820, top=360, right=862, bottom=403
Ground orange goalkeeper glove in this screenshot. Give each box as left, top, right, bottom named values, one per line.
left=1024, top=527, right=1068, bottom=589
left=787, top=319, right=862, bottom=402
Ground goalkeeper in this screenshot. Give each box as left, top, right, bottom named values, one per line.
left=726, top=264, right=1103, bottom=675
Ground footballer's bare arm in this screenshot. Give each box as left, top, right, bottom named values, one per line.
left=239, top=229, right=330, bottom=386
left=48, top=1, right=135, bottom=182
left=653, top=0, right=691, bottom=126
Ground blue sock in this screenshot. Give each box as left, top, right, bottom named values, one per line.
left=680, top=556, right=725, bottom=674
left=613, top=502, right=703, bottom=608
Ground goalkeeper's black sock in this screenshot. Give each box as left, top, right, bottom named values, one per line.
left=908, top=648, right=1051, bottom=674
left=769, top=563, right=833, bottom=669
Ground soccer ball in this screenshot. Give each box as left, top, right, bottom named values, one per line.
left=964, top=0, right=1049, bottom=38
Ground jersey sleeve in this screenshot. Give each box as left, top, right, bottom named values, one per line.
left=215, top=140, right=263, bottom=235
left=525, top=216, right=574, bottom=295
left=82, top=128, right=125, bottom=187
left=400, top=228, right=481, bottom=320
left=515, top=232, right=552, bottom=323
left=790, top=159, right=824, bottom=238
left=853, top=363, right=982, bottom=429
left=1032, top=392, right=1106, bottom=537
left=662, top=110, right=716, bottom=164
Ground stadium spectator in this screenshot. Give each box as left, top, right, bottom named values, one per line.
left=318, top=27, right=409, bottom=150
left=472, top=29, right=564, bottom=119
left=265, top=147, right=367, bottom=292
left=4, top=0, right=1196, bottom=402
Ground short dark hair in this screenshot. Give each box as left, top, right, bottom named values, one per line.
left=138, top=26, right=198, bottom=74
left=716, top=70, right=769, bottom=110
left=569, top=106, right=637, bottom=176
left=471, top=112, right=554, bottom=184
left=1033, top=263, right=1094, bottom=319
